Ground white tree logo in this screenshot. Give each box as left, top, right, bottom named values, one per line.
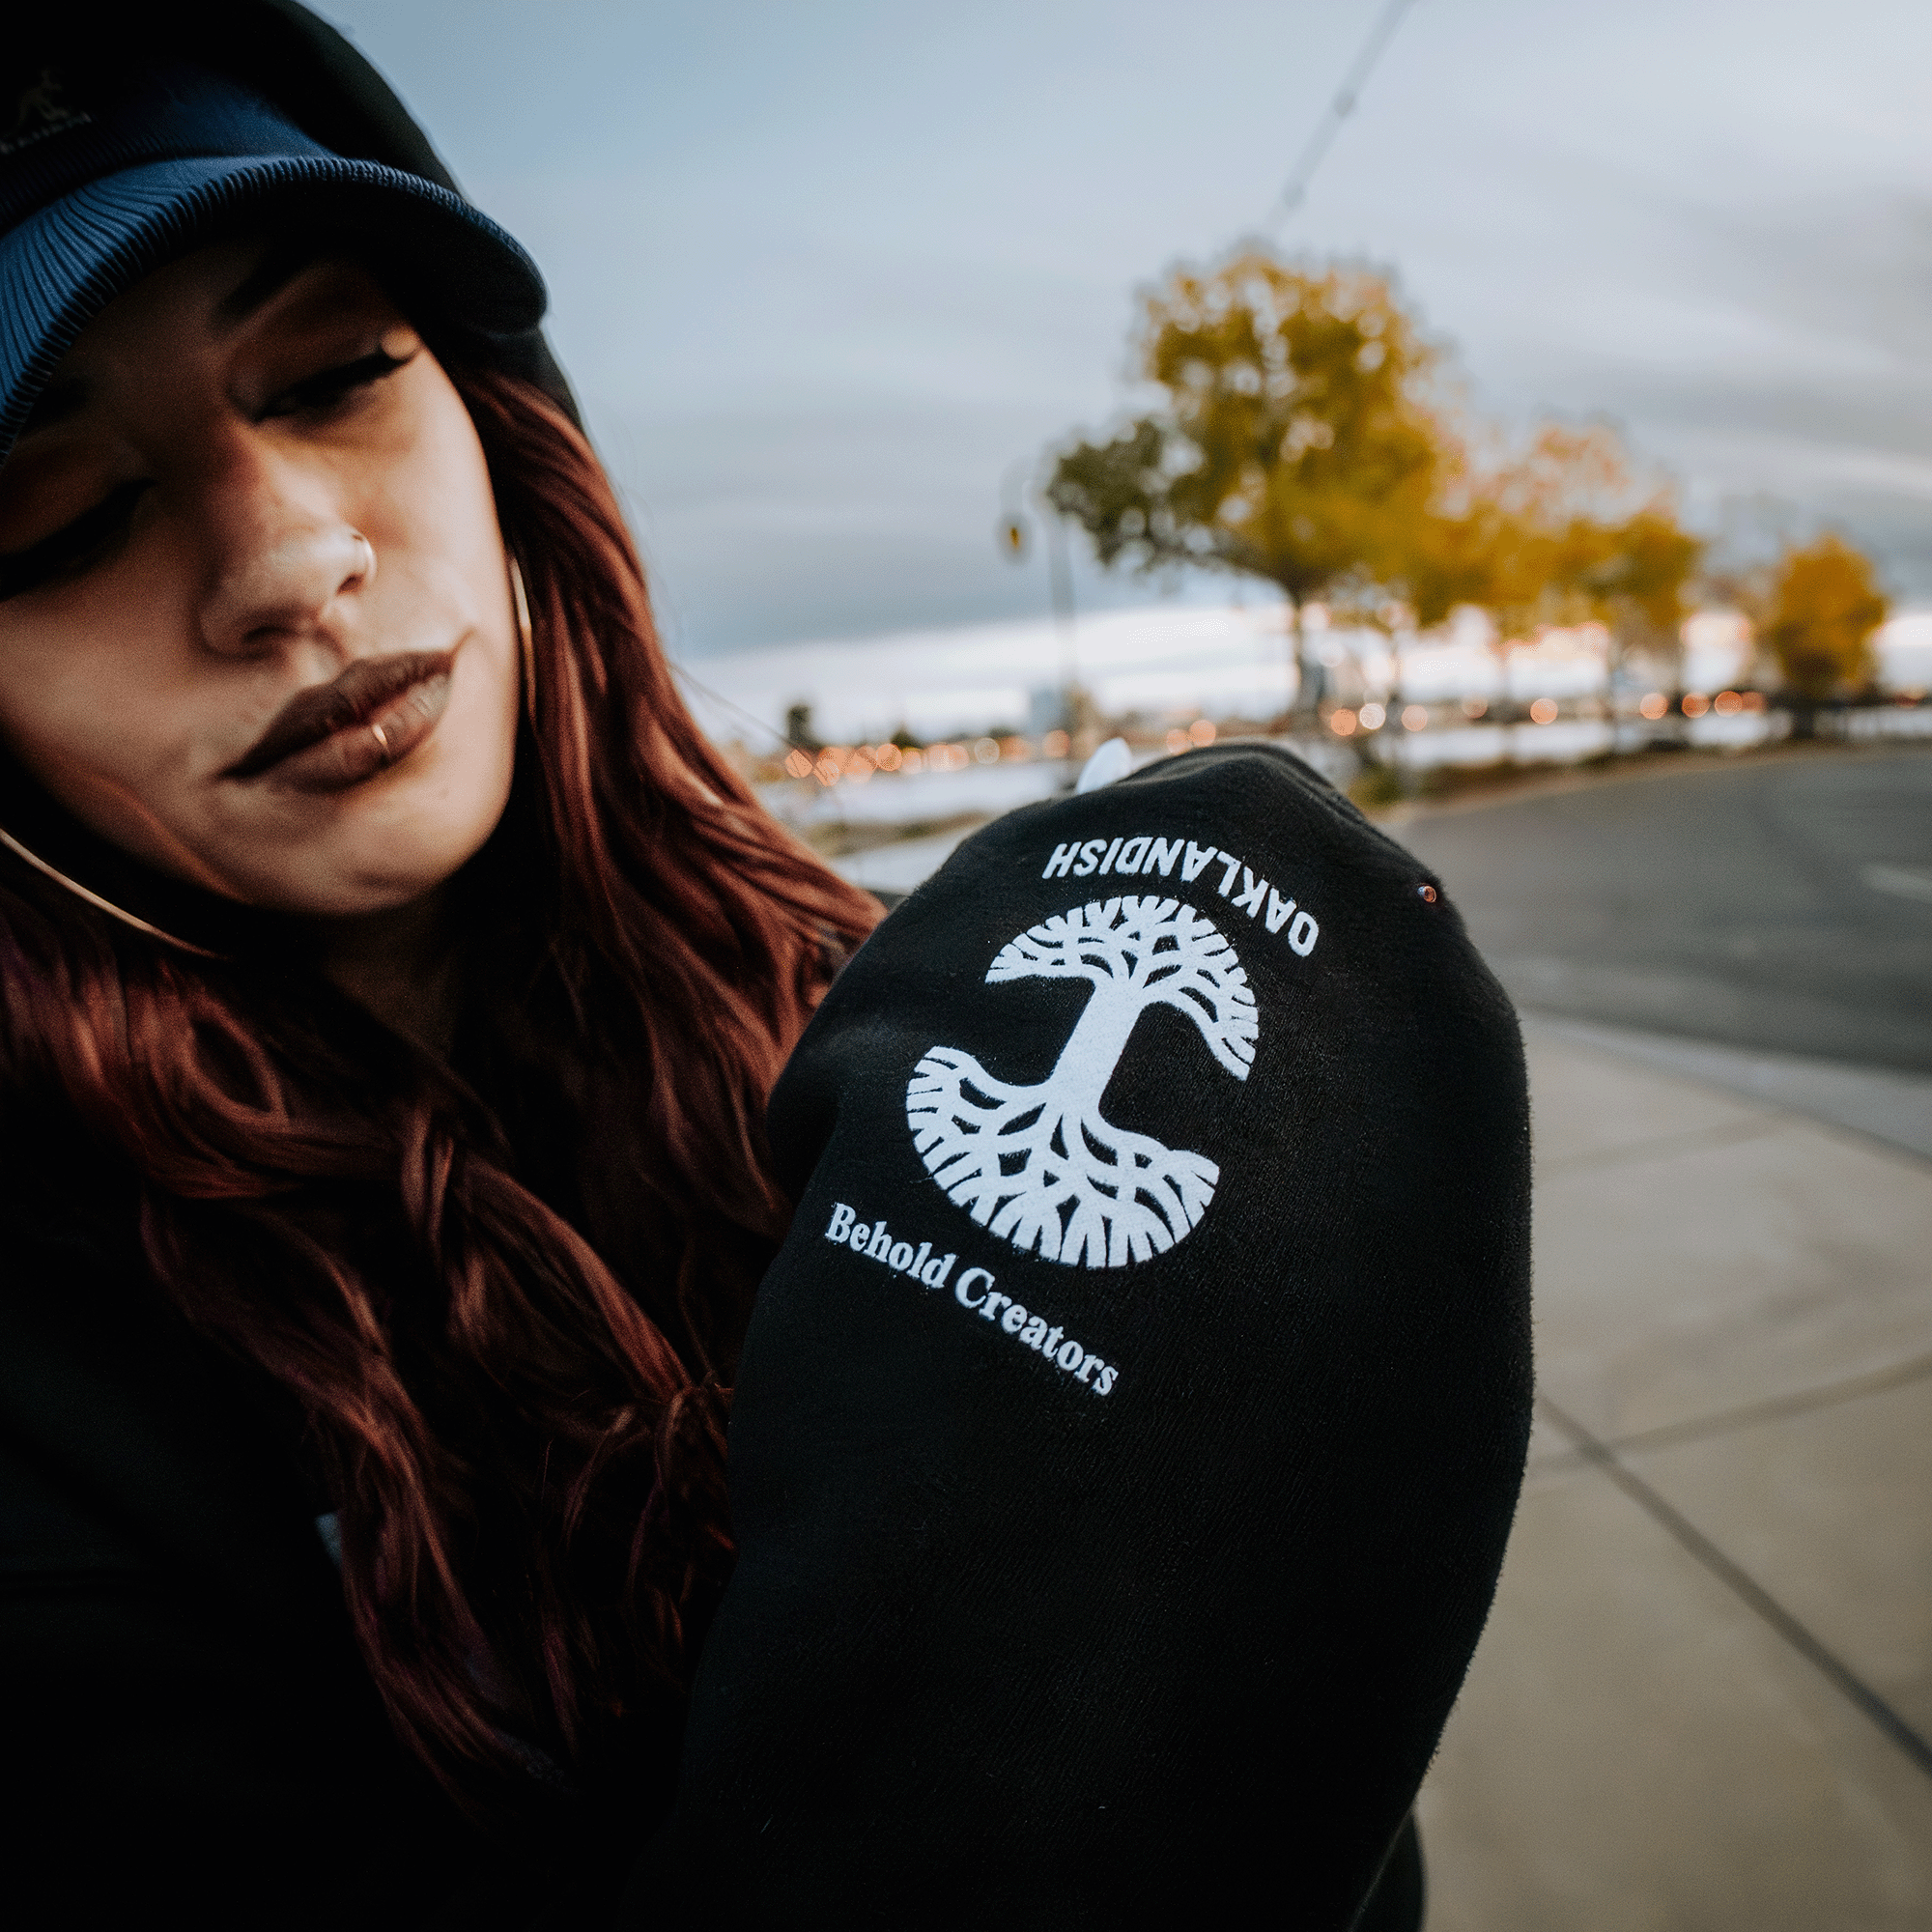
left=906, top=895, right=1259, bottom=1268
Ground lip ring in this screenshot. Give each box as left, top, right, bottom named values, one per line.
left=370, top=721, right=392, bottom=765
left=222, top=648, right=456, bottom=782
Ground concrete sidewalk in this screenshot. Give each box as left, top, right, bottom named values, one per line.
left=1416, top=1019, right=1932, bottom=1930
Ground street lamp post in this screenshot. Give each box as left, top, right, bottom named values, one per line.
left=999, top=459, right=1079, bottom=742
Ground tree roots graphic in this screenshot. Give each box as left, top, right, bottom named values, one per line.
left=906, top=895, right=1259, bottom=1268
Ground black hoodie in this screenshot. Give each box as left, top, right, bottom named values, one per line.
left=628, top=742, right=1531, bottom=1927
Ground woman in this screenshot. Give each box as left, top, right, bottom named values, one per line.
left=5, top=9, right=1531, bottom=1928
left=3, top=8, right=877, bottom=1922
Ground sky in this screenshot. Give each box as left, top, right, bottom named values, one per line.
left=322, top=0, right=1932, bottom=668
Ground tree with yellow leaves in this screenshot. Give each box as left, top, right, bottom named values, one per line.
left=1762, top=533, right=1888, bottom=732
left=1417, top=422, right=1704, bottom=693
left=1047, top=251, right=1703, bottom=731
left=1045, top=256, right=1444, bottom=726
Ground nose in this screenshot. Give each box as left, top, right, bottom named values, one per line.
left=196, top=454, right=376, bottom=659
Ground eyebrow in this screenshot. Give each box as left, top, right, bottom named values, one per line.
left=11, top=248, right=355, bottom=447
left=214, top=247, right=321, bottom=327
left=11, top=258, right=302, bottom=442
left=16, top=376, right=88, bottom=437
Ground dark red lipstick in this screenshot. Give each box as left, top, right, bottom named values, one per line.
left=223, top=650, right=455, bottom=794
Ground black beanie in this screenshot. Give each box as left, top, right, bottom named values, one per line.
left=632, top=743, right=1533, bottom=1927
left=0, top=1, right=580, bottom=444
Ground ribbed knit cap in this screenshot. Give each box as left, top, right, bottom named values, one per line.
left=0, top=50, right=544, bottom=461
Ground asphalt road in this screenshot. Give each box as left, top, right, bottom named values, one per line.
left=1396, top=744, right=1932, bottom=1076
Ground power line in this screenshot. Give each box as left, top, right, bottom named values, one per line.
left=997, top=0, right=1425, bottom=646
left=669, top=661, right=798, bottom=758
left=1265, top=0, right=1422, bottom=228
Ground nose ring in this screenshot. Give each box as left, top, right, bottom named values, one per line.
left=351, top=531, right=376, bottom=582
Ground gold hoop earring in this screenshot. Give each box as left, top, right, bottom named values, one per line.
left=0, top=824, right=224, bottom=959
left=508, top=554, right=536, bottom=723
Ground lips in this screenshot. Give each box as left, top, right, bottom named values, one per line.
left=223, top=650, right=456, bottom=794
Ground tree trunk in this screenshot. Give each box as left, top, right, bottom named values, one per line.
left=1290, top=599, right=1323, bottom=732
left=1605, top=624, right=1624, bottom=757
left=1048, top=981, right=1144, bottom=1111
left=1382, top=631, right=1407, bottom=790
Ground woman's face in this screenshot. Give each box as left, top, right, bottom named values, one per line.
left=0, top=242, right=520, bottom=917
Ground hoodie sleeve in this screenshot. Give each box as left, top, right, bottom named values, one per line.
left=0, top=1163, right=550, bottom=1931
left=627, top=745, right=1534, bottom=1929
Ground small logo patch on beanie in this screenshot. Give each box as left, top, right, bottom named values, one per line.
left=907, top=896, right=1257, bottom=1268
left=0, top=69, right=92, bottom=159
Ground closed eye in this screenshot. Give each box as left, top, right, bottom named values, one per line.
left=0, top=479, right=152, bottom=602
left=260, top=344, right=416, bottom=421
left=0, top=344, right=415, bottom=600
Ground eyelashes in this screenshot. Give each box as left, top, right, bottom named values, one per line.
left=0, top=345, right=416, bottom=602
left=259, top=343, right=415, bottom=420
left=0, top=479, right=152, bottom=602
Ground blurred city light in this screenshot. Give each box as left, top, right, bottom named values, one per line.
left=724, top=597, right=1929, bottom=811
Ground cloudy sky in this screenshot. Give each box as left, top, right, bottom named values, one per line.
left=325, top=0, right=1932, bottom=660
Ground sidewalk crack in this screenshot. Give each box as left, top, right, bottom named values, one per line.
left=1537, top=1395, right=1932, bottom=1783
left=1535, top=1115, right=1785, bottom=1179
left=1535, top=1350, right=1932, bottom=1467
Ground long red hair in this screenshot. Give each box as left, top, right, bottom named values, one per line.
left=0, top=366, right=878, bottom=1808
